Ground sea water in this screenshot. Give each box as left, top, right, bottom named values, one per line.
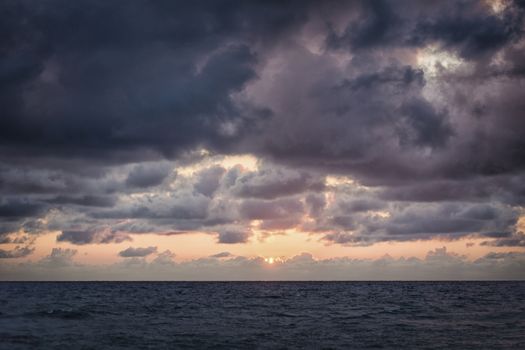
left=0, top=281, right=524, bottom=349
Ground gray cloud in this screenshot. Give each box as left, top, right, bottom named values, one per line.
left=0, top=199, right=45, bottom=219
left=338, top=198, right=385, bottom=213
left=305, top=193, right=326, bottom=217
left=119, top=246, right=158, bottom=258
left=194, top=166, right=226, bottom=197
left=56, top=229, right=132, bottom=245
left=0, top=246, right=34, bottom=259
left=326, top=0, right=523, bottom=59
left=126, top=163, right=172, bottom=188
left=90, top=191, right=211, bottom=222
left=398, top=97, right=454, bottom=149
left=210, top=251, right=233, bottom=258
left=239, top=198, right=304, bottom=220
left=47, top=195, right=117, bottom=207
left=0, top=0, right=311, bottom=162
left=0, top=0, right=523, bottom=256
left=1, top=247, right=524, bottom=281
left=39, top=248, right=78, bottom=268
left=480, top=232, right=525, bottom=247
left=232, top=168, right=325, bottom=199
left=321, top=201, right=520, bottom=246
left=216, top=228, right=252, bottom=244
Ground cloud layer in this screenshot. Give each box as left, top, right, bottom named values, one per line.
left=1, top=247, right=524, bottom=281
left=0, top=0, right=524, bottom=278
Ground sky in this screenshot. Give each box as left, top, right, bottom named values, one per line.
left=1, top=0, right=525, bottom=280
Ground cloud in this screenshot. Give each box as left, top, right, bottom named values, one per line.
left=239, top=198, right=304, bottom=220
left=210, top=251, right=233, bottom=258
left=56, top=229, right=132, bottom=245
left=411, top=1, right=523, bottom=60
left=47, top=195, right=117, bottom=207
left=193, top=166, right=226, bottom=197
left=480, top=232, right=525, bottom=247
left=305, top=193, right=326, bottom=217
left=0, top=246, right=34, bottom=259
left=216, top=228, right=252, bottom=244
left=320, top=201, right=520, bottom=246
left=1, top=247, right=524, bottom=281
left=151, top=250, right=176, bottom=266
left=0, top=199, right=45, bottom=219
left=234, top=1, right=525, bottom=195
left=39, top=248, right=78, bottom=268
left=0, top=0, right=311, bottom=162
left=398, top=97, right=453, bottom=149
left=0, top=0, right=524, bottom=255
left=125, top=163, right=172, bottom=188
left=118, top=246, right=157, bottom=258
left=338, top=198, right=385, bottom=213
left=326, top=1, right=400, bottom=51
left=326, top=0, right=523, bottom=60
left=232, top=167, right=325, bottom=199
left=90, top=191, right=210, bottom=221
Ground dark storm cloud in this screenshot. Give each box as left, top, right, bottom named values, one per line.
left=305, top=193, right=326, bottom=217
left=47, top=195, right=117, bottom=207
left=90, top=194, right=210, bottom=221
left=250, top=57, right=457, bottom=185
left=0, top=0, right=524, bottom=249
left=239, top=198, right=304, bottom=220
left=250, top=0, right=525, bottom=188
left=379, top=204, right=511, bottom=237
left=411, top=1, right=523, bottom=60
left=232, top=168, right=325, bottom=199
left=337, top=66, right=425, bottom=91
left=397, top=98, right=453, bottom=149
left=480, top=232, right=525, bottom=247
left=378, top=174, right=525, bottom=206
left=56, top=230, right=98, bottom=245
left=193, top=166, right=226, bottom=197
left=327, top=0, right=524, bottom=59
left=326, top=0, right=401, bottom=51
left=0, top=0, right=523, bottom=172
left=126, top=164, right=172, bottom=189
left=0, top=161, right=122, bottom=197
left=119, top=246, right=157, bottom=258
left=0, top=222, right=22, bottom=236
left=258, top=217, right=302, bottom=231
left=216, top=229, right=251, bottom=244
left=0, top=198, right=47, bottom=237
left=0, top=0, right=311, bottom=162
left=338, top=198, right=385, bottom=213
left=56, top=229, right=132, bottom=245
left=314, top=185, right=521, bottom=245
left=0, top=199, right=45, bottom=219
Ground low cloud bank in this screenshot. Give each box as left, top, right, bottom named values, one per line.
left=1, top=247, right=524, bottom=281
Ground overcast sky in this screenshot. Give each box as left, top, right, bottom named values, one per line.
left=1, top=0, right=524, bottom=280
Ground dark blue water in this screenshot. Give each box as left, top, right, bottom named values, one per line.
left=0, top=282, right=524, bottom=349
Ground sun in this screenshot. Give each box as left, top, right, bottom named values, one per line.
left=264, top=257, right=275, bottom=264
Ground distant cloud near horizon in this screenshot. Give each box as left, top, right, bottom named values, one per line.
left=1, top=247, right=524, bottom=281
left=119, top=246, right=158, bottom=258
left=210, top=252, right=234, bottom=259
left=0, top=0, right=524, bottom=279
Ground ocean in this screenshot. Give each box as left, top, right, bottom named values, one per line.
left=0, top=282, right=524, bottom=349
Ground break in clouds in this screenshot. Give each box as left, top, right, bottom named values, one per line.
left=1, top=0, right=525, bottom=277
